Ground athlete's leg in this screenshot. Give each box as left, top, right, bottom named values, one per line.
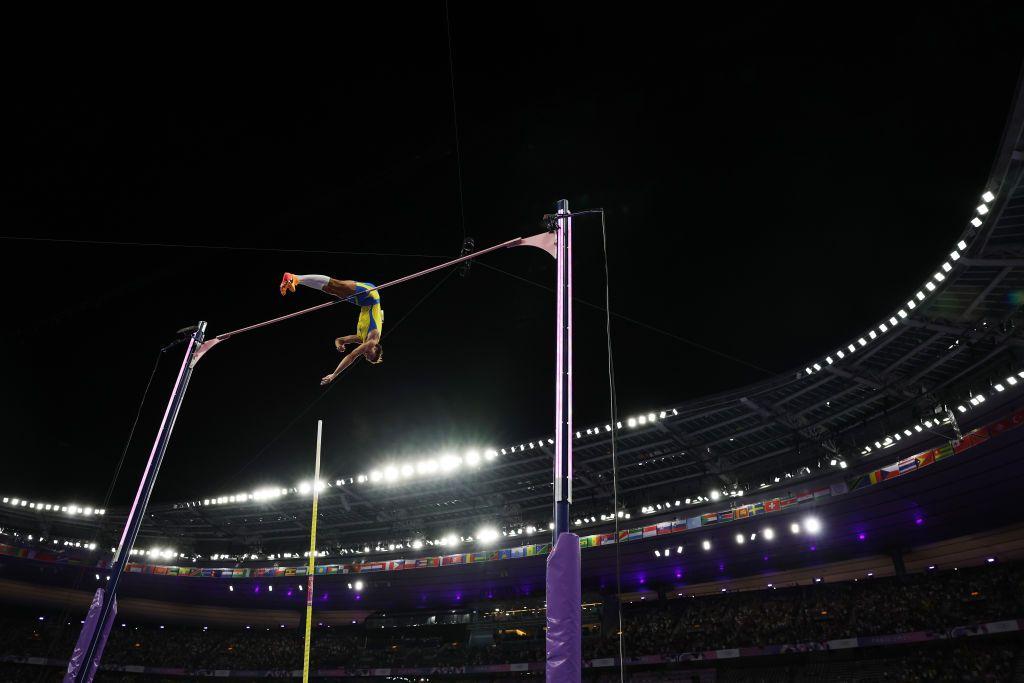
left=280, top=273, right=347, bottom=296
left=324, top=278, right=358, bottom=299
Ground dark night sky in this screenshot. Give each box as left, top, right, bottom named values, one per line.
left=1, top=5, right=1022, bottom=507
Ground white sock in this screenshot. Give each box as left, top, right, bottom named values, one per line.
left=297, top=274, right=329, bottom=291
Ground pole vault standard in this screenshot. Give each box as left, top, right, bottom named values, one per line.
left=301, top=420, right=323, bottom=683
left=66, top=323, right=207, bottom=683
left=64, top=233, right=557, bottom=681
left=546, top=199, right=582, bottom=681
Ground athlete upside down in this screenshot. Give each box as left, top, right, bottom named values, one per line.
left=279, top=273, right=383, bottom=385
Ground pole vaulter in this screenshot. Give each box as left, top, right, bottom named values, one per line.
left=65, top=229, right=564, bottom=683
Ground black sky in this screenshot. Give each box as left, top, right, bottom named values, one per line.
left=1, top=5, right=1022, bottom=507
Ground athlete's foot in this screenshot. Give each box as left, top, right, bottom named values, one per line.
left=280, top=272, right=299, bottom=296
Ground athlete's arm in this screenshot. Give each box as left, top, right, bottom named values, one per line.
left=321, top=341, right=375, bottom=385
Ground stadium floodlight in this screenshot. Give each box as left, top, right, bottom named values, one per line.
left=971, top=217, right=983, bottom=227
left=734, top=534, right=744, bottom=545
left=637, top=415, right=647, bottom=425
left=836, top=350, right=845, bottom=359
left=976, top=204, right=989, bottom=215
left=298, top=482, right=311, bottom=494
left=354, top=580, right=364, bottom=591
left=702, top=540, right=711, bottom=551
left=857, top=338, right=866, bottom=347
left=847, top=344, right=856, bottom=353
left=627, top=417, right=637, bottom=428
left=982, top=191, right=995, bottom=202
left=995, top=383, right=1005, bottom=392
left=412, top=540, right=423, bottom=549
left=826, top=356, right=833, bottom=364
left=439, top=454, right=462, bottom=472
left=925, top=282, right=936, bottom=292
left=476, top=527, right=499, bottom=544
left=934, top=272, right=945, bottom=282
left=369, top=470, right=382, bottom=483
left=465, top=450, right=481, bottom=466
left=957, top=240, right=967, bottom=250
left=790, top=522, right=801, bottom=534
left=526, top=525, right=536, bottom=535
left=950, top=250, right=960, bottom=261
left=907, top=300, right=916, bottom=310
left=384, top=466, right=399, bottom=482
left=648, top=413, right=656, bottom=422
left=763, top=528, right=775, bottom=540
left=839, top=461, right=847, bottom=469
left=484, top=449, right=498, bottom=460
left=804, top=517, right=821, bottom=534
left=829, top=459, right=837, bottom=466
left=676, top=546, right=683, bottom=554
left=654, top=550, right=661, bottom=558
left=868, top=331, right=876, bottom=340
left=897, top=309, right=908, bottom=318
left=709, top=490, right=721, bottom=501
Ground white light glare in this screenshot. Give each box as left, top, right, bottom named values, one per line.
left=709, top=490, right=721, bottom=501
left=790, top=522, right=801, bottom=534
left=702, top=540, right=711, bottom=550
left=476, top=527, right=499, bottom=544
left=734, top=534, right=744, bottom=545
left=804, top=517, right=822, bottom=534
left=763, top=528, right=775, bottom=540
left=976, top=204, right=989, bottom=215
left=982, top=191, right=994, bottom=202
left=971, top=217, right=983, bottom=227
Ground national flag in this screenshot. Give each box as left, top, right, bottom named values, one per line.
left=511, top=547, right=526, bottom=559
left=750, top=502, right=765, bottom=515
left=702, top=512, right=719, bottom=525
left=765, top=498, right=781, bottom=513
left=898, top=457, right=918, bottom=475
left=656, top=522, right=674, bottom=535
left=830, top=482, right=848, bottom=496
left=915, top=450, right=936, bottom=468
left=813, top=487, right=830, bottom=499
left=954, top=426, right=990, bottom=454
left=442, top=554, right=464, bottom=565
left=643, top=525, right=658, bottom=538
left=672, top=520, right=688, bottom=531
left=599, top=533, right=618, bottom=546
left=153, top=566, right=167, bottom=575
left=868, top=470, right=884, bottom=485
left=780, top=496, right=797, bottom=508
left=127, top=563, right=143, bottom=573
left=933, top=443, right=955, bottom=462
left=735, top=507, right=748, bottom=519
left=626, top=529, right=643, bottom=542
left=797, top=491, right=813, bottom=503
left=880, top=464, right=901, bottom=481
left=720, top=511, right=734, bottom=522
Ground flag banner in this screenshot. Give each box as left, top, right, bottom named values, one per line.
left=830, top=482, right=848, bottom=496
left=642, top=525, right=658, bottom=538
left=687, top=516, right=702, bottom=529
left=735, top=507, right=748, bottom=519
left=780, top=496, right=797, bottom=508
left=954, top=426, right=990, bottom=453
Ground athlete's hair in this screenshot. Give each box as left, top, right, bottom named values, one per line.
left=368, top=343, right=383, bottom=365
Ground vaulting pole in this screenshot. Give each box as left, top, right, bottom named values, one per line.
left=546, top=200, right=581, bottom=681
left=302, top=420, right=323, bottom=683
left=67, top=322, right=207, bottom=683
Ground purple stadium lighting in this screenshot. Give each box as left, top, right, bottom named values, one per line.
left=858, top=532, right=867, bottom=541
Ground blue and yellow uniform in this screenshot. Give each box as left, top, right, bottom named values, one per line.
left=352, top=282, right=384, bottom=342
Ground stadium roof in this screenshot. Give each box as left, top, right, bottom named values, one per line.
left=4, top=72, right=1024, bottom=562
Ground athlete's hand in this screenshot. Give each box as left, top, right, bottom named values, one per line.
left=320, top=373, right=337, bottom=386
